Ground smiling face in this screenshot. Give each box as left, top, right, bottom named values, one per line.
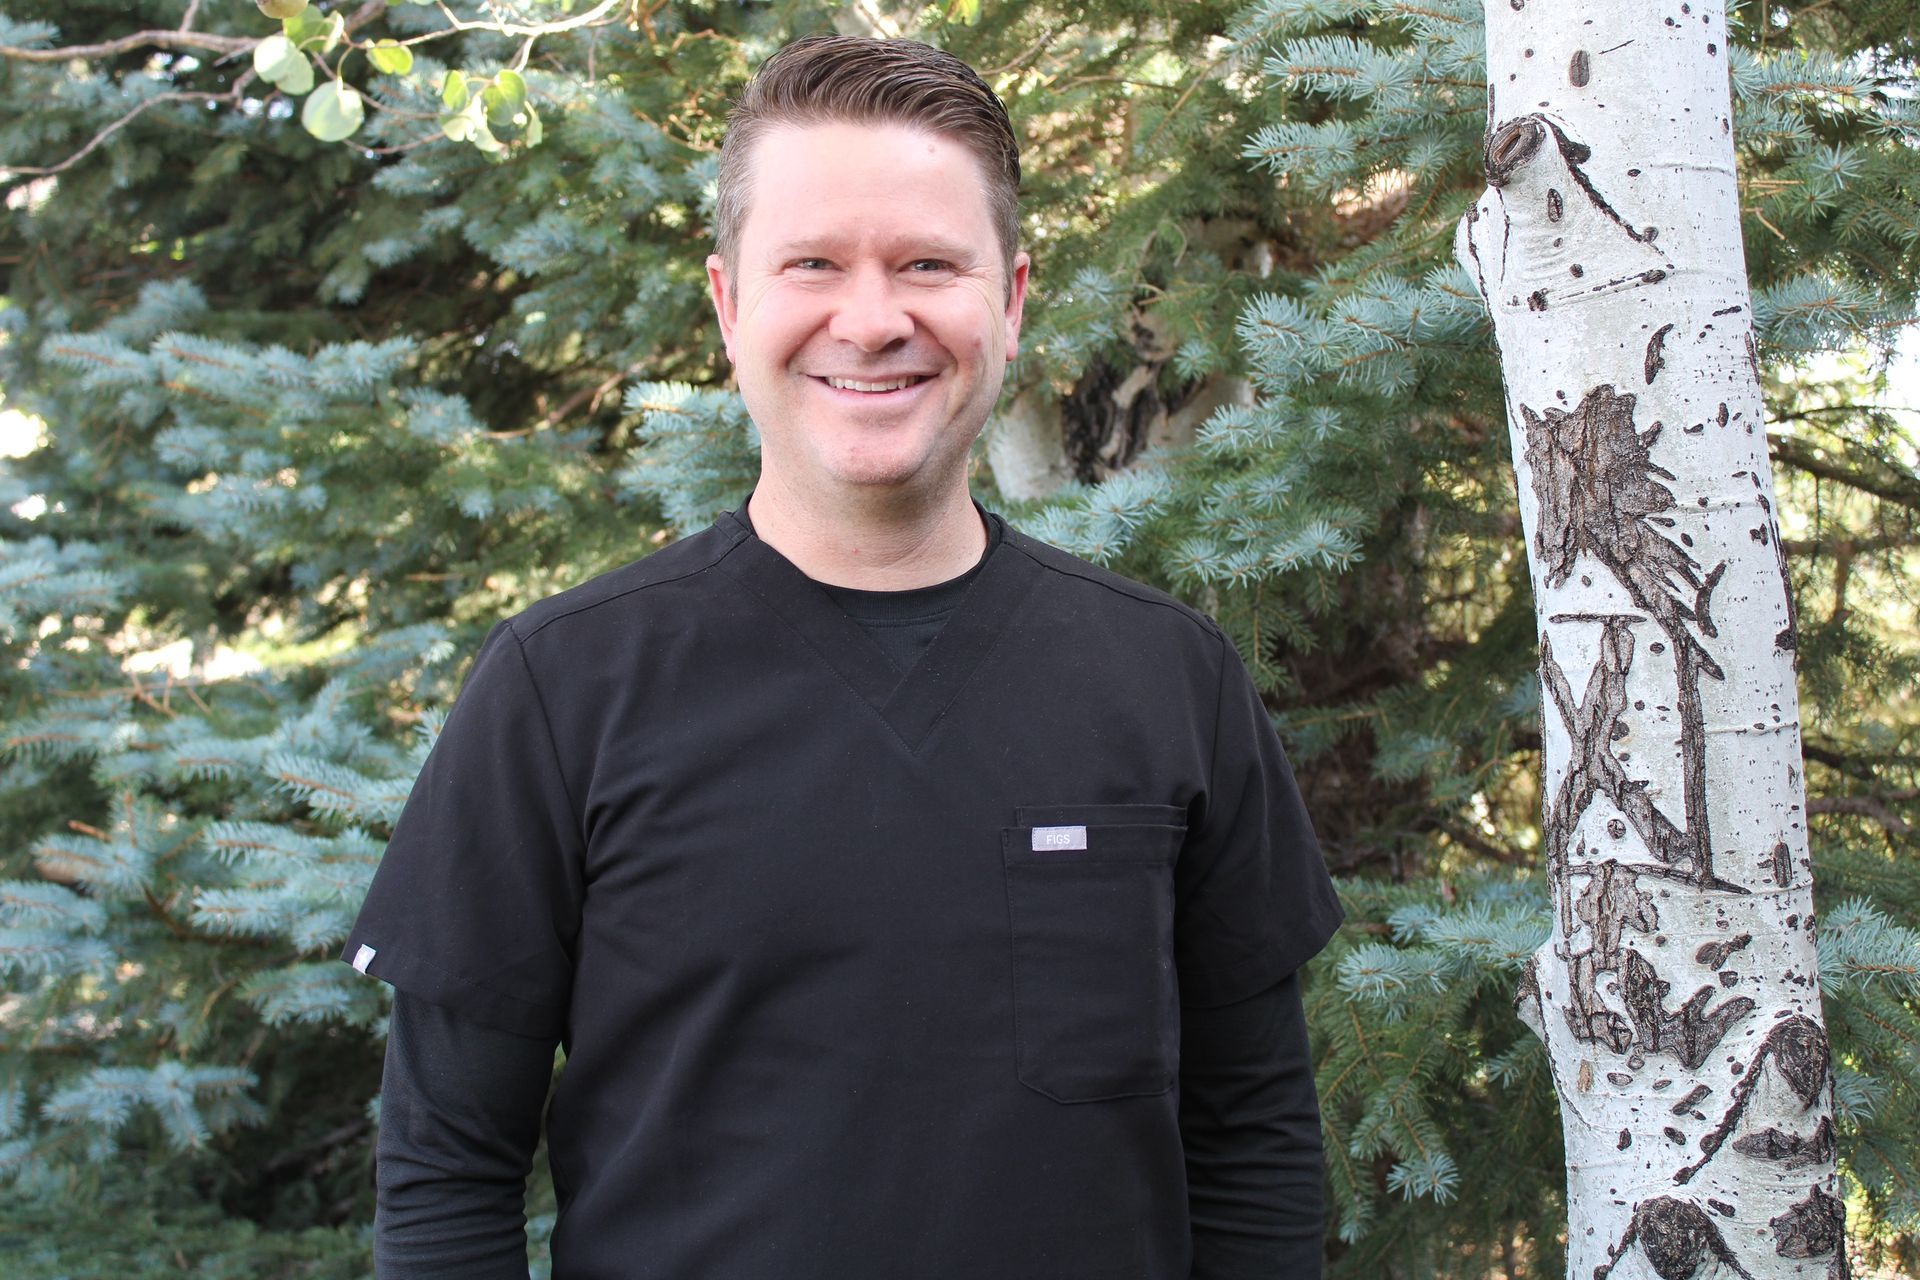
left=707, top=121, right=1029, bottom=510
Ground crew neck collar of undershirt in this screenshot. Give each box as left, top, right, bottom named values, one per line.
left=736, top=498, right=1003, bottom=622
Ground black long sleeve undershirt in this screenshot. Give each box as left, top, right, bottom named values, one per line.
left=373, top=972, right=1324, bottom=1278
left=374, top=991, right=556, bottom=1280
left=1180, top=971, right=1325, bottom=1278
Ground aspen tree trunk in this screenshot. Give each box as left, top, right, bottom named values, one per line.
left=1455, top=2, right=1847, bottom=1276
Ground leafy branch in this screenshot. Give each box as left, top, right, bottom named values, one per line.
left=0, top=0, right=630, bottom=175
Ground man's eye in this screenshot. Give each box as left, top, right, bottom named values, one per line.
left=907, top=260, right=954, bottom=273
left=792, top=258, right=832, bottom=271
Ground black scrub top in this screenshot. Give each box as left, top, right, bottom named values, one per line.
left=343, top=507, right=1344, bottom=1280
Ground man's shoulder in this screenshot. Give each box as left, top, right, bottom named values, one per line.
left=1000, top=522, right=1224, bottom=644
left=505, top=517, right=745, bottom=646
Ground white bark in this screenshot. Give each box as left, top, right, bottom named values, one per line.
left=1456, top=2, right=1845, bottom=1277
left=986, top=388, right=1074, bottom=501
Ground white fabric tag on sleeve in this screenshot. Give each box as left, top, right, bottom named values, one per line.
left=1031, top=825, right=1088, bottom=851
left=352, top=944, right=377, bottom=974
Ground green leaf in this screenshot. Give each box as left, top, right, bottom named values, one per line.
left=256, top=0, right=309, bottom=18
left=441, top=69, right=470, bottom=111
left=369, top=41, right=414, bottom=77
left=253, top=35, right=313, bottom=94
left=482, top=69, right=528, bottom=127
left=522, top=104, right=543, bottom=148
left=442, top=97, right=503, bottom=154
left=277, top=53, right=315, bottom=95
left=281, top=9, right=326, bottom=46
left=946, top=0, right=983, bottom=23
left=301, top=81, right=364, bottom=142
left=252, top=33, right=300, bottom=82
left=440, top=105, right=476, bottom=143
left=285, top=10, right=343, bottom=53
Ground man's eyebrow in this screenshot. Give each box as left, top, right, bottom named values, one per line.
left=766, top=236, right=982, bottom=262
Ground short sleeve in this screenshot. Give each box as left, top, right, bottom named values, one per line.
left=341, top=621, right=585, bottom=1039
left=1175, top=632, right=1344, bottom=1009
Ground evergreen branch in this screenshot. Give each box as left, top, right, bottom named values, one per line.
left=1, top=89, right=247, bottom=181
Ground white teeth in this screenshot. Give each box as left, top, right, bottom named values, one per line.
left=824, top=376, right=921, bottom=392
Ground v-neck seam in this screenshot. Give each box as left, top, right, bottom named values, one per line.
left=883, top=562, right=1038, bottom=747
left=713, top=542, right=925, bottom=757
left=710, top=509, right=1039, bottom=756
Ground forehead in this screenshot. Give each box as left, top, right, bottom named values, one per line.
left=733, top=120, right=998, bottom=254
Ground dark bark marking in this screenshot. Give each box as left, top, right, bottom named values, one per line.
left=1548, top=187, right=1564, bottom=221
left=1770, top=841, right=1791, bottom=887
left=1462, top=202, right=1492, bottom=304
left=1486, top=117, right=1545, bottom=187
left=1770, top=1186, right=1847, bottom=1263
left=1732, top=1115, right=1835, bottom=1168
left=1571, top=50, right=1592, bottom=87
left=1671, top=1084, right=1711, bottom=1114
left=1713, top=305, right=1742, bottom=316
left=1524, top=386, right=1737, bottom=889
left=1693, top=562, right=1725, bottom=638
left=1619, top=1128, right=1632, bottom=1149
left=1644, top=323, right=1674, bottom=384
left=1675, top=1016, right=1832, bottom=1185
left=1622, top=949, right=1755, bottom=1069
left=1561, top=852, right=1655, bottom=1052
left=1708, top=1199, right=1735, bottom=1217
left=1594, top=1196, right=1757, bottom=1280
left=1525, top=387, right=1678, bottom=595
left=1771, top=1016, right=1833, bottom=1108
left=1599, top=39, right=1634, bottom=55
left=1695, top=933, right=1751, bottom=968
left=1663, top=1125, right=1686, bottom=1144
left=1529, top=290, right=1549, bottom=311
left=1571, top=263, right=1585, bottom=277
left=1717, top=402, right=1729, bottom=427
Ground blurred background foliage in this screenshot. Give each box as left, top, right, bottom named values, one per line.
left=0, top=0, right=1915, bottom=1275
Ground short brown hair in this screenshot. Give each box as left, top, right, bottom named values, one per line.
left=713, top=36, right=1021, bottom=282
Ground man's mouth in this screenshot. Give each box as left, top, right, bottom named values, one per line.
left=816, top=375, right=931, bottom=394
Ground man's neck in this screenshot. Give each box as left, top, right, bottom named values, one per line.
left=745, top=479, right=988, bottom=590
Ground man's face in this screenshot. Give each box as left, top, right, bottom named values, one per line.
left=707, top=120, right=1029, bottom=506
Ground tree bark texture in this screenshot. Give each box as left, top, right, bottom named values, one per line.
left=1455, top=3, right=1845, bottom=1277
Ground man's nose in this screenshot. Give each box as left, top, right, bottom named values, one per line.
left=827, top=267, right=914, bottom=350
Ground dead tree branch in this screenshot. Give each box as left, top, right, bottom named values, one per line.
left=0, top=29, right=253, bottom=61
left=1807, top=793, right=1917, bottom=837
left=1769, top=432, right=1920, bottom=512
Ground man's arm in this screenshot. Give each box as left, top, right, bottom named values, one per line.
left=374, top=989, right=557, bottom=1279
left=1180, top=970, right=1327, bottom=1280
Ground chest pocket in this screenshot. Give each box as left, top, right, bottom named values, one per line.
left=1001, top=803, right=1186, bottom=1103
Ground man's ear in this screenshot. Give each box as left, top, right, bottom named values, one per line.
left=1003, top=251, right=1032, bottom=362
left=706, top=254, right=737, bottom=361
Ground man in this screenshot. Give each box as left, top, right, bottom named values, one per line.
left=345, top=35, right=1344, bottom=1280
